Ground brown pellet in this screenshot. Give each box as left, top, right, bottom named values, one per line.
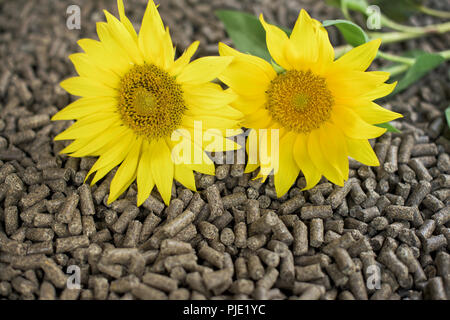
left=122, top=220, right=142, bottom=248
left=132, top=283, right=167, bottom=300
left=398, top=135, right=414, bottom=164
left=247, top=234, right=267, bottom=251
left=245, top=199, right=260, bottom=224
left=222, top=192, right=247, bottom=209
left=257, top=267, right=279, bottom=290
left=432, top=207, right=450, bottom=226
left=68, top=209, right=82, bottom=235
left=198, top=221, right=219, bottom=240
left=161, top=209, right=196, bottom=238
left=309, top=218, right=324, bottom=248
left=247, top=255, right=265, bottom=281
left=111, top=205, right=139, bottom=234
left=409, top=158, right=433, bottom=181
left=55, top=235, right=89, bottom=253
left=78, top=184, right=95, bottom=216
left=206, top=184, right=224, bottom=220
left=234, top=222, right=247, bottom=248
left=301, top=205, right=332, bottom=220
left=248, top=210, right=277, bottom=235
left=293, top=220, right=308, bottom=256
left=56, top=193, right=79, bottom=224
left=406, top=180, right=431, bottom=207
left=198, top=244, right=224, bottom=269
left=143, top=272, right=178, bottom=293
left=279, top=194, right=305, bottom=215
left=295, top=263, right=324, bottom=281
left=257, top=248, right=279, bottom=267
left=140, top=212, right=161, bottom=243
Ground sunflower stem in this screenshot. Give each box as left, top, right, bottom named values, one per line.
left=377, top=51, right=415, bottom=65
left=418, top=5, right=450, bottom=19
left=381, top=49, right=450, bottom=77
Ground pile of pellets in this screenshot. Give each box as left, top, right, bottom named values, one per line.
left=1, top=0, right=449, bottom=300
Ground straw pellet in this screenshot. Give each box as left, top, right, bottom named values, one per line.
left=301, top=205, right=332, bottom=220
left=220, top=228, right=235, bottom=246
left=211, top=210, right=233, bottom=230
left=161, top=210, right=196, bottom=238
left=309, top=218, right=324, bottom=248
left=222, top=192, right=247, bottom=209
left=409, top=158, right=433, bottom=181
left=398, top=135, right=415, bottom=164
left=198, top=221, right=219, bottom=240
left=432, top=207, right=450, bottom=226
left=198, top=244, right=224, bottom=269
left=245, top=199, right=260, bottom=224
left=279, top=195, right=305, bottom=214
left=81, top=216, right=96, bottom=238
left=56, top=193, right=79, bottom=224
left=230, top=279, right=254, bottom=295
left=406, top=180, right=431, bottom=207
left=295, top=264, right=324, bottom=282
left=140, top=212, right=161, bottom=243
left=348, top=271, right=368, bottom=300
left=111, top=206, right=139, bottom=234
left=249, top=211, right=277, bottom=235
left=257, top=248, right=279, bottom=267
left=247, top=234, right=267, bottom=251
left=385, top=205, right=416, bottom=221
left=122, top=221, right=142, bottom=248
left=425, top=277, right=447, bottom=300
left=55, top=235, right=89, bottom=253
left=132, top=283, right=167, bottom=300
left=293, top=220, right=308, bottom=255
left=247, top=255, right=265, bottom=281
left=143, top=272, right=178, bottom=293
left=423, top=235, right=447, bottom=253
left=257, top=267, right=279, bottom=290
left=68, top=209, right=82, bottom=235
left=327, top=178, right=356, bottom=209
left=77, top=184, right=95, bottom=216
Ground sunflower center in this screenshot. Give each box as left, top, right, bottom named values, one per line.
left=265, top=70, right=334, bottom=133
left=118, top=64, right=186, bottom=139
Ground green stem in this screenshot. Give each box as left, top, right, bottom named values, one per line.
left=377, top=51, right=415, bottom=65
left=369, top=31, right=425, bottom=44
left=381, top=49, right=450, bottom=77
left=380, top=14, right=450, bottom=34
left=418, top=5, right=450, bottom=19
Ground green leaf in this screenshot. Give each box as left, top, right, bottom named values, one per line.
left=326, top=0, right=369, bottom=12
left=322, top=19, right=369, bottom=47
left=390, top=52, right=445, bottom=95
left=445, top=106, right=450, bottom=128
left=376, top=122, right=401, bottom=133
left=371, top=0, right=422, bottom=22
left=216, top=10, right=271, bottom=61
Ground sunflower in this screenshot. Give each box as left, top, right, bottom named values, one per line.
left=53, top=0, right=242, bottom=205
left=218, top=9, right=402, bottom=197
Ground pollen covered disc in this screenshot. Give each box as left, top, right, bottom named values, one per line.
left=118, top=64, right=186, bottom=139
left=265, top=70, right=334, bottom=134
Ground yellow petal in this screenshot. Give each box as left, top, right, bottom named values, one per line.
left=69, top=53, right=119, bottom=89
left=151, top=139, right=174, bottom=205
left=333, top=38, right=381, bottom=71
left=286, top=10, right=318, bottom=67
left=352, top=101, right=403, bottom=124
left=138, top=0, right=165, bottom=66
left=77, top=38, right=130, bottom=76
left=307, top=129, right=343, bottom=185
left=86, top=130, right=134, bottom=183
left=346, top=137, right=380, bottom=166
left=174, top=164, right=197, bottom=191
left=293, top=134, right=321, bottom=190
left=137, top=140, right=155, bottom=206
left=332, top=106, right=387, bottom=139
left=183, top=82, right=237, bottom=109
left=169, top=41, right=199, bottom=76
left=66, top=125, right=128, bottom=157
left=361, top=81, right=397, bottom=101
left=108, top=137, right=142, bottom=204
left=103, top=10, right=144, bottom=65
left=60, top=77, right=117, bottom=98
left=96, top=22, right=133, bottom=71
left=319, top=123, right=349, bottom=181
left=218, top=42, right=276, bottom=80
left=259, top=14, right=291, bottom=70
left=52, top=96, right=117, bottom=121
left=117, top=0, right=138, bottom=41
left=177, top=56, right=234, bottom=85
left=274, top=132, right=299, bottom=197
left=54, top=114, right=120, bottom=141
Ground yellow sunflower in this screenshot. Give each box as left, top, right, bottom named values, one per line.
left=53, top=0, right=242, bottom=205
left=218, top=9, right=402, bottom=197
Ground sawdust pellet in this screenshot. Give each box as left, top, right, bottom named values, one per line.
left=249, top=211, right=277, bottom=235
left=162, top=209, right=196, bottom=238
left=56, top=193, right=79, bottom=224
left=309, top=218, right=324, bottom=248
left=111, top=205, right=139, bottom=234
left=122, top=220, right=142, bottom=248
left=247, top=255, right=265, bottom=281
left=143, top=272, right=178, bottom=293
left=295, top=264, right=324, bottom=282
left=279, top=195, right=305, bottom=214
left=55, top=235, right=89, bottom=253
left=301, top=205, right=332, bottom=220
